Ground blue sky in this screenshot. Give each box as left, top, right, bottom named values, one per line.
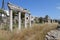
left=0, top=0, right=60, bottom=19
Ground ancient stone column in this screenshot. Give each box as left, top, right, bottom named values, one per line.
left=9, top=9, right=13, bottom=31
left=52, top=20, right=53, bottom=23
left=25, top=13, right=27, bottom=28
left=29, top=14, right=31, bottom=27
left=18, top=12, right=21, bottom=30
left=48, top=19, right=51, bottom=23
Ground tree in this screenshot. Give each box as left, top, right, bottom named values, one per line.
left=45, top=15, right=49, bottom=19
left=45, top=15, right=49, bottom=22
left=0, top=9, right=2, bottom=22
left=21, top=12, right=25, bottom=19
left=13, top=10, right=25, bottom=24
left=0, top=9, right=8, bottom=16
left=38, top=17, right=43, bottom=23
left=13, top=10, right=25, bottom=19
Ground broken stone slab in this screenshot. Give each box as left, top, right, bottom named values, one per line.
left=45, top=29, right=60, bottom=40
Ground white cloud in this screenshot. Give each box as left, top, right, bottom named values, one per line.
left=56, top=6, right=60, bottom=9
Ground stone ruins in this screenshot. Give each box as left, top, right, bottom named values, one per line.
left=7, top=3, right=31, bottom=31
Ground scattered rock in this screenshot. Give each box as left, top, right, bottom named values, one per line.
left=45, top=25, right=60, bottom=40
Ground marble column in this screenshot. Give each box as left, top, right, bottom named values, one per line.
left=52, top=20, right=53, bottom=23
left=25, top=13, right=27, bottom=28
left=18, top=12, right=21, bottom=30
left=9, top=9, right=13, bottom=31
left=29, top=14, right=31, bottom=27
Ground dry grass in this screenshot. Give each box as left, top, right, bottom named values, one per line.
left=9, top=23, right=58, bottom=40
left=0, top=30, right=11, bottom=40
left=0, top=23, right=58, bottom=40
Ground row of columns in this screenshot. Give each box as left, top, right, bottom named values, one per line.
left=46, top=19, right=56, bottom=23
left=9, top=9, right=31, bottom=31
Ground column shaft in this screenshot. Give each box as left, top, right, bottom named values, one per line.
left=18, top=12, right=21, bottom=30
left=29, top=14, right=31, bottom=27
left=25, top=13, right=27, bottom=28
left=9, top=9, right=13, bottom=31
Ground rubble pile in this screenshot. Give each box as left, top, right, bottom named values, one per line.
left=45, top=25, right=60, bottom=40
